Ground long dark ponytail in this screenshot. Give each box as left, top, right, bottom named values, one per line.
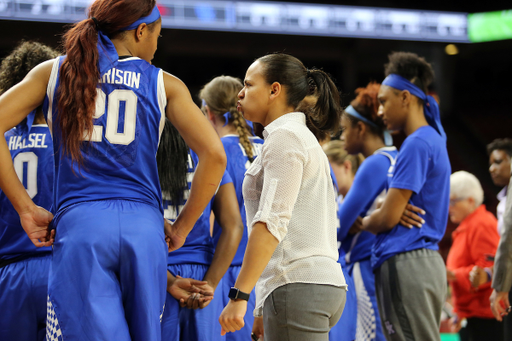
left=257, top=53, right=342, bottom=137
left=57, top=0, right=156, bottom=167
left=157, top=119, right=190, bottom=212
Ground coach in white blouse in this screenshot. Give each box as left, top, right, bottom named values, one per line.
left=219, top=53, right=346, bottom=341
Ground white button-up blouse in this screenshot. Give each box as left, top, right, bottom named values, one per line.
left=243, top=112, right=346, bottom=315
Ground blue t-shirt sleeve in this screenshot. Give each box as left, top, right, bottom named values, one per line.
left=338, top=155, right=389, bottom=242
left=390, top=137, right=430, bottom=194
left=220, top=169, right=233, bottom=186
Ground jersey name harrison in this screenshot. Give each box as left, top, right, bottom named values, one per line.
left=100, top=68, right=141, bottom=89
left=8, top=133, right=49, bottom=151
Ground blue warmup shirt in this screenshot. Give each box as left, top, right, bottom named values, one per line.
left=372, top=126, right=450, bottom=270
left=43, top=56, right=166, bottom=214
left=165, top=150, right=233, bottom=265
left=340, top=147, right=398, bottom=264
left=0, top=124, right=53, bottom=259
left=212, top=135, right=263, bottom=266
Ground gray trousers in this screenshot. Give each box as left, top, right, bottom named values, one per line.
left=375, top=248, right=447, bottom=341
left=263, top=283, right=346, bottom=341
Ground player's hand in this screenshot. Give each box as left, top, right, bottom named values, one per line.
left=446, top=268, right=457, bottom=281
left=164, top=219, right=187, bottom=252
left=348, top=216, right=363, bottom=235
left=184, top=281, right=215, bottom=309
left=219, top=299, right=247, bottom=335
left=252, top=316, right=264, bottom=340
left=167, top=275, right=214, bottom=308
left=469, top=266, right=488, bottom=288
left=490, top=289, right=511, bottom=321
left=449, top=315, right=462, bottom=333
left=19, top=205, right=54, bottom=247
left=400, top=204, right=425, bottom=228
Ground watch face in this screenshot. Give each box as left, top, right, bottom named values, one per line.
left=228, top=287, right=238, bottom=299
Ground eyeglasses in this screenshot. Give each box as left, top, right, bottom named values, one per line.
left=449, top=197, right=466, bottom=206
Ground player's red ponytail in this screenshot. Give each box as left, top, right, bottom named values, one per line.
left=57, top=0, right=156, bottom=167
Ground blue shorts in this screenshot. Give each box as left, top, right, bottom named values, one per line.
left=46, top=200, right=167, bottom=341
left=162, top=263, right=225, bottom=341
left=329, top=265, right=357, bottom=341
left=0, top=253, right=51, bottom=341
left=219, top=265, right=256, bottom=341
left=349, top=259, right=385, bottom=341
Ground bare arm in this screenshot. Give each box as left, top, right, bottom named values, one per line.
left=163, top=72, right=227, bottom=240
left=363, top=188, right=413, bottom=234
left=0, top=60, right=54, bottom=246
left=204, top=182, right=244, bottom=290
left=184, top=183, right=244, bottom=310
left=219, top=222, right=279, bottom=334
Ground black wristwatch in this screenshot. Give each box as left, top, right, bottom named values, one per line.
left=228, top=287, right=250, bottom=301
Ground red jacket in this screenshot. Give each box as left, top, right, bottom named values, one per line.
left=446, top=205, right=499, bottom=319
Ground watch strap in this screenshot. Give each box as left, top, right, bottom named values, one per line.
left=228, top=287, right=250, bottom=301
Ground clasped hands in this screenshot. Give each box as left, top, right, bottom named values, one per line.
left=167, top=274, right=215, bottom=309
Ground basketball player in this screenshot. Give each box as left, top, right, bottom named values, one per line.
left=0, top=1, right=226, bottom=340
left=363, top=52, right=450, bottom=341
left=0, top=41, right=58, bottom=341
left=200, top=76, right=264, bottom=341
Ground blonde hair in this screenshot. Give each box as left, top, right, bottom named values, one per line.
left=323, top=140, right=364, bottom=175
left=199, top=76, right=255, bottom=161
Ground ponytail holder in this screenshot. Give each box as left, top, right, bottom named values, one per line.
left=91, top=17, right=100, bottom=31
left=222, top=111, right=232, bottom=127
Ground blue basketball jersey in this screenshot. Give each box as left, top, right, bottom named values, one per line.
left=212, top=135, right=263, bottom=266
left=0, top=123, right=53, bottom=259
left=43, top=56, right=166, bottom=213
left=340, top=148, right=398, bottom=265
left=165, top=150, right=233, bottom=265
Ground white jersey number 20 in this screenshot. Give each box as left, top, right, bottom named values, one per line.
left=87, top=88, right=138, bottom=145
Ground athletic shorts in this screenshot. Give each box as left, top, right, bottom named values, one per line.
left=0, top=253, right=51, bottom=341
left=162, top=263, right=225, bottom=341
left=349, top=259, right=385, bottom=341
left=46, top=200, right=167, bottom=341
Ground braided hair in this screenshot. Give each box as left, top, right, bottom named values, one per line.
left=199, top=75, right=255, bottom=162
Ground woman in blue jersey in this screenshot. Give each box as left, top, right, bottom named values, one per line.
left=363, top=52, right=450, bottom=341
left=323, top=139, right=364, bottom=341
left=158, top=119, right=243, bottom=341
left=0, top=1, right=226, bottom=340
left=199, top=75, right=264, bottom=341
left=337, top=82, right=397, bottom=341
left=0, top=41, right=58, bottom=341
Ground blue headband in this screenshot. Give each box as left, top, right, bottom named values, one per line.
left=120, top=6, right=161, bottom=31
left=222, top=111, right=232, bottom=127
left=203, top=99, right=255, bottom=135
left=345, top=105, right=393, bottom=146
left=382, top=74, right=446, bottom=141
left=95, top=6, right=160, bottom=75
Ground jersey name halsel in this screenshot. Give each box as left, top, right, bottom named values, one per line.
left=100, top=68, right=141, bottom=89
left=8, top=133, right=49, bottom=151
